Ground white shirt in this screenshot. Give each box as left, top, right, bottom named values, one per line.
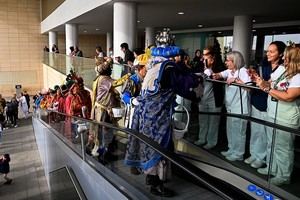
left=220, top=67, right=251, bottom=114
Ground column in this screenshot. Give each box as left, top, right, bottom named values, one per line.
left=232, top=15, right=252, bottom=66
left=65, top=24, right=78, bottom=74
left=48, top=31, right=58, bottom=67
left=106, top=32, right=112, bottom=57
left=65, top=23, right=78, bottom=55
left=113, top=2, right=136, bottom=58
left=145, top=27, right=155, bottom=49
left=48, top=31, right=58, bottom=52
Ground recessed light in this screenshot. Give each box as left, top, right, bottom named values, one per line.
left=83, top=30, right=87, bottom=33
left=137, top=20, right=141, bottom=23
left=218, top=31, right=222, bottom=34
left=178, top=12, right=184, bottom=15
left=252, top=19, right=256, bottom=23
left=96, top=28, right=100, bottom=31
left=252, top=29, right=256, bottom=32
left=198, top=24, right=203, bottom=28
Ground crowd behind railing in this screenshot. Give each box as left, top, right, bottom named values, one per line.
left=38, top=29, right=300, bottom=197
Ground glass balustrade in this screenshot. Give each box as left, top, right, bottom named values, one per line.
left=41, top=53, right=300, bottom=199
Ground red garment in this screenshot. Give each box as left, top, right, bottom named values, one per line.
left=70, top=94, right=83, bottom=117
left=65, top=94, right=73, bottom=115
left=79, top=89, right=92, bottom=118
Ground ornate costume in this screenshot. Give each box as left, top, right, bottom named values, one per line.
left=124, top=28, right=203, bottom=196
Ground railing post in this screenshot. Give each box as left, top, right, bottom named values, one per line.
left=81, top=132, right=86, bottom=161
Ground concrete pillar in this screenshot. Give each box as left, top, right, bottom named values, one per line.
left=145, top=27, right=155, bottom=49
left=65, top=24, right=78, bottom=74
left=48, top=31, right=58, bottom=52
left=65, top=23, right=78, bottom=55
left=113, top=2, right=136, bottom=58
left=106, top=32, right=113, bottom=57
left=232, top=15, right=252, bottom=66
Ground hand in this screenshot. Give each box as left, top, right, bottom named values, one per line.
left=227, top=77, right=236, bottom=85
left=212, top=73, right=220, bottom=80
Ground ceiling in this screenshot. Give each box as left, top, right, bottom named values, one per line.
left=50, top=0, right=300, bottom=35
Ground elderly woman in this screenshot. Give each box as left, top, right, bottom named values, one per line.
left=213, top=51, right=251, bottom=161
left=90, top=58, right=121, bottom=159
left=256, top=46, right=300, bottom=186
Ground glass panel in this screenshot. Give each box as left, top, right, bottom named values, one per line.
left=36, top=110, right=229, bottom=199
left=43, top=52, right=127, bottom=89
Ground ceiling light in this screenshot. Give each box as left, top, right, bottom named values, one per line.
left=252, top=29, right=256, bottom=32
left=177, top=12, right=184, bottom=15
left=198, top=24, right=203, bottom=28
left=252, top=19, right=256, bottom=23
left=218, top=31, right=222, bottom=34
left=83, top=30, right=87, bottom=33
left=96, top=28, right=100, bottom=31
left=137, top=20, right=141, bottom=23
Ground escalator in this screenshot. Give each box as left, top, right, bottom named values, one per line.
left=33, top=110, right=259, bottom=200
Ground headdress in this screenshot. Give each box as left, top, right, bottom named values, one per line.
left=133, top=53, right=150, bottom=66
left=95, top=57, right=113, bottom=74
left=151, top=28, right=180, bottom=58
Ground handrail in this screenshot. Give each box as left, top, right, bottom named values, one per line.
left=40, top=109, right=236, bottom=200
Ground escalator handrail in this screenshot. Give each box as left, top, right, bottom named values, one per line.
left=40, top=109, right=236, bottom=200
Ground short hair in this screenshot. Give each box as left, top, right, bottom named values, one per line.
left=120, top=43, right=129, bottom=50
left=226, top=51, right=245, bottom=69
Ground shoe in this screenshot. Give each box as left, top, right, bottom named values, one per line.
left=4, top=179, right=12, bottom=185
left=270, top=177, right=290, bottom=186
left=221, top=150, right=232, bottom=157
left=150, top=185, right=174, bottom=197
left=225, top=155, right=243, bottom=161
left=194, top=140, right=205, bottom=146
left=244, top=156, right=256, bottom=164
left=257, top=167, right=269, bottom=175
left=203, top=144, right=215, bottom=150
left=250, top=160, right=264, bottom=168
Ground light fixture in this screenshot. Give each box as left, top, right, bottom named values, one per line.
left=252, top=29, right=256, bottom=32
left=197, top=24, right=203, bottom=28
left=96, top=28, right=100, bottom=31
left=177, top=12, right=184, bottom=15
left=252, top=19, right=256, bottom=23
left=137, top=20, right=141, bottom=23
left=83, top=30, right=87, bottom=33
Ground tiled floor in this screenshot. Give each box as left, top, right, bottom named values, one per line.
left=0, top=117, right=50, bottom=200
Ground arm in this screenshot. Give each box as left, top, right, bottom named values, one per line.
left=267, top=87, right=300, bottom=102
left=161, top=64, right=202, bottom=101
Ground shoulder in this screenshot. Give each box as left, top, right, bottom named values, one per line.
left=288, top=73, right=300, bottom=88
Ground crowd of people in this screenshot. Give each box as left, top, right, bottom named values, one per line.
left=35, top=29, right=300, bottom=196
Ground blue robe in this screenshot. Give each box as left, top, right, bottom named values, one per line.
left=124, top=59, right=202, bottom=170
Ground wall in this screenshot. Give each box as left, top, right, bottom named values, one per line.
left=41, top=0, right=65, bottom=20
left=42, top=64, right=66, bottom=90
left=56, top=34, right=106, bottom=58
left=0, top=0, right=47, bottom=97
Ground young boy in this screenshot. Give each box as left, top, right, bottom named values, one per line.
left=0, top=154, right=12, bottom=184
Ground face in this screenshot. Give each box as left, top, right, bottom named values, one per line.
left=203, top=50, right=214, bottom=68
left=138, top=65, right=147, bottom=78
left=225, top=57, right=235, bottom=70
left=196, top=51, right=201, bottom=57
left=267, top=44, right=281, bottom=64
